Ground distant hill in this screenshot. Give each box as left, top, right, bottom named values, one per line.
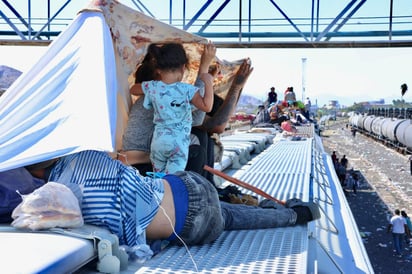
left=0, top=65, right=22, bottom=95
left=236, top=94, right=263, bottom=114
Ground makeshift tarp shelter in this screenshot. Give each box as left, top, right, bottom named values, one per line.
left=0, top=0, right=244, bottom=172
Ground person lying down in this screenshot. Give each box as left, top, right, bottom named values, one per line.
left=18, top=150, right=320, bottom=259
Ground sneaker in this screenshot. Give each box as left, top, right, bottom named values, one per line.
left=286, top=198, right=321, bottom=224
left=285, top=198, right=307, bottom=208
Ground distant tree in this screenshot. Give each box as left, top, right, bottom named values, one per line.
left=392, top=99, right=412, bottom=108
left=346, top=103, right=368, bottom=113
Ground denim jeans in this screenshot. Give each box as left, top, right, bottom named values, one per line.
left=221, top=201, right=296, bottom=230
left=392, top=233, right=404, bottom=255
left=174, top=171, right=225, bottom=245
left=173, top=171, right=297, bottom=245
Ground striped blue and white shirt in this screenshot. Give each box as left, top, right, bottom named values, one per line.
left=48, top=150, right=164, bottom=247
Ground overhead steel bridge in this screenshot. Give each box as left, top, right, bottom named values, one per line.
left=1, top=0, right=412, bottom=48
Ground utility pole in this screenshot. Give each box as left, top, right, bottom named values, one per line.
left=301, top=57, right=307, bottom=101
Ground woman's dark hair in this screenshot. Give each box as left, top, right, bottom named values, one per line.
left=134, top=46, right=157, bottom=83
left=147, top=43, right=189, bottom=71
left=134, top=62, right=156, bottom=84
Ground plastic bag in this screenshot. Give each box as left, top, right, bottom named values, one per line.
left=0, top=167, right=45, bottom=223
left=11, top=182, right=84, bottom=230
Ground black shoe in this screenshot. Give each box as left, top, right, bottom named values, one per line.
left=217, top=185, right=241, bottom=203
left=292, top=206, right=315, bottom=224
left=286, top=198, right=321, bottom=224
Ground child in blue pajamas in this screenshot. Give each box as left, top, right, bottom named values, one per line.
left=130, top=42, right=216, bottom=174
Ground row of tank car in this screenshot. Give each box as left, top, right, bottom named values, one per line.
left=348, top=108, right=412, bottom=154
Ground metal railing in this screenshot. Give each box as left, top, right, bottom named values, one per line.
left=1, top=0, right=412, bottom=48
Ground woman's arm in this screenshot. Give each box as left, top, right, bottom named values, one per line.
left=130, top=83, right=144, bottom=96
left=202, top=59, right=253, bottom=134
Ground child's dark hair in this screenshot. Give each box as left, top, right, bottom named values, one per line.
left=147, top=43, right=189, bottom=71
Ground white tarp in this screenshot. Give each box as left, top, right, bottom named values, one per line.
left=0, top=11, right=117, bottom=172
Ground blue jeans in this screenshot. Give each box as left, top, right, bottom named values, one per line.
left=392, top=233, right=404, bottom=255
left=173, top=171, right=297, bottom=245
left=220, top=201, right=296, bottom=230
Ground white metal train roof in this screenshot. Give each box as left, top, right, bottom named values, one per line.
left=0, top=125, right=373, bottom=273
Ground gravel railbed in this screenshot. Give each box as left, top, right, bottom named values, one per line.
left=321, top=118, right=412, bottom=273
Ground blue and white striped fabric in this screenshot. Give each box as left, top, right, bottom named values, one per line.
left=48, top=150, right=165, bottom=247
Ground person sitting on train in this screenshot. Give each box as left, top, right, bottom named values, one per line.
left=290, top=100, right=314, bottom=124
left=269, top=102, right=289, bottom=125
left=252, top=104, right=271, bottom=126
left=284, top=86, right=296, bottom=106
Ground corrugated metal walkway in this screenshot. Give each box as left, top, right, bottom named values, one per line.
left=132, top=125, right=374, bottom=274
left=137, top=227, right=308, bottom=273
left=133, top=128, right=316, bottom=273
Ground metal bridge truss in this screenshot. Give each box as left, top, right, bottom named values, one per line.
left=1, top=0, right=412, bottom=48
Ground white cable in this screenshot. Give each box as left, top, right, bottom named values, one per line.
left=156, top=203, right=199, bottom=273
left=135, top=168, right=200, bottom=272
